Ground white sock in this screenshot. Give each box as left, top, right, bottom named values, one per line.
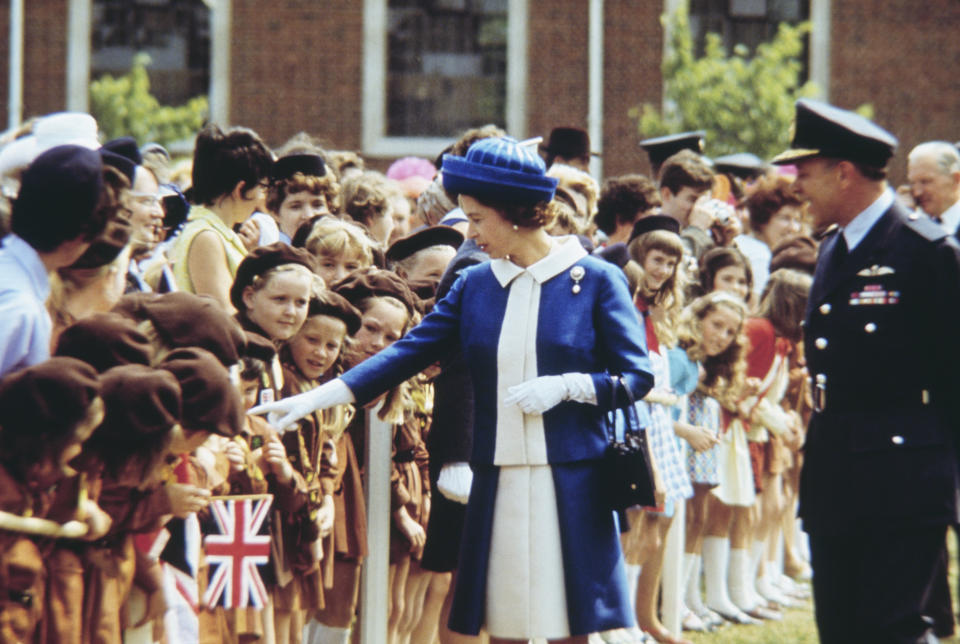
left=748, top=539, right=768, bottom=607
left=310, top=624, right=351, bottom=644
left=624, top=563, right=642, bottom=605
left=728, top=547, right=755, bottom=611
left=683, top=553, right=707, bottom=615
left=703, top=536, right=741, bottom=616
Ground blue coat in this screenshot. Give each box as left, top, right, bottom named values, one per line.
left=342, top=248, right=653, bottom=465
left=341, top=237, right=653, bottom=636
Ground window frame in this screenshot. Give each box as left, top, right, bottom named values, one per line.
left=361, top=0, right=528, bottom=157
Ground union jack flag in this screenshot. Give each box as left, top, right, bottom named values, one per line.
left=201, top=495, right=273, bottom=610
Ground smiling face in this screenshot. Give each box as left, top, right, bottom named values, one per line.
left=127, top=166, right=164, bottom=251
left=713, top=264, right=750, bottom=301
left=759, top=205, right=803, bottom=249
left=908, top=154, right=960, bottom=218
left=277, top=190, right=328, bottom=239
left=354, top=298, right=409, bottom=359
left=460, top=194, right=517, bottom=259
left=315, top=248, right=366, bottom=287
left=701, top=303, right=742, bottom=357
left=792, top=158, right=843, bottom=229
left=242, top=270, right=313, bottom=341
left=641, top=248, right=679, bottom=292
left=288, top=314, right=348, bottom=380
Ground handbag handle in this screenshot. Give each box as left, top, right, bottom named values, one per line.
left=608, top=375, right=643, bottom=441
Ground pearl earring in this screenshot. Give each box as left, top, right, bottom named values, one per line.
left=512, top=224, right=518, bottom=231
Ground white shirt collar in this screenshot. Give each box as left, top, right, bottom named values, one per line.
left=937, top=199, right=960, bottom=234
left=2, top=234, right=50, bottom=300
left=490, top=235, right=587, bottom=288
left=843, top=188, right=895, bottom=251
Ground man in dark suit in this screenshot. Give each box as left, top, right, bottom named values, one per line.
left=773, top=99, right=960, bottom=644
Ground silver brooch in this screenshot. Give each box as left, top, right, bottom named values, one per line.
left=570, top=266, right=585, bottom=294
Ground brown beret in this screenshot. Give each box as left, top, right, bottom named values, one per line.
left=405, top=278, right=439, bottom=315
left=67, top=216, right=132, bottom=270
left=243, top=331, right=277, bottom=362
left=385, top=225, right=463, bottom=264
left=769, top=234, right=818, bottom=275
left=0, top=357, right=100, bottom=438
left=92, top=364, right=181, bottom=453
left=307, top=290, right=363, bottom=335
left=331, top=268, right=418, bottom=318
left=114, top=292, right=247, bottom=367
left=159, top=347, right=243, bottom=437
left=55, top=312, right=155, bottom=372
left=230, top=242, right=317, bottom=312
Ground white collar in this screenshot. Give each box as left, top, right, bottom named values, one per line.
left=490, top=236, right=587, bottom=288
left=2, top=234, right=49, bottom=299
left=843, top=188, right=894, bottom=251
left=937, top=200, right=960, bottom=234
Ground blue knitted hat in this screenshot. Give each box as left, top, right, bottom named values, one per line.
left=441, top=136, right=558, bottom=206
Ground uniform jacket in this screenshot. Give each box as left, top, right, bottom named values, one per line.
left=342, top=236, right=654, bottom=466
left=799, top=199, right=960, bottom=534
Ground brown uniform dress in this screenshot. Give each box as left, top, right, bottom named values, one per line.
left=278, top=367, right=343, bottom=616
left=389, top=412, right=431, bottom=564
left=86, top=465, right=172, bottom=644
left=38, top=471, right=99, bottom=644
left=0, top=463, right=51, bottom=644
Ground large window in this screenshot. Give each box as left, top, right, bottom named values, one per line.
left=92, top=0, right=210, bottom=106
left=364, top=0, right=526, bottom=157
left=387, top=0, right=507, bottom=138
left=689, top=0, right=809, bottom=57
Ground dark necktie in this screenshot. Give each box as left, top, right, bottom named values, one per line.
left=826, top=233, right=848, bottom=275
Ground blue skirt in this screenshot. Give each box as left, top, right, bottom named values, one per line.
left=448, top=459, right=634, bottom=637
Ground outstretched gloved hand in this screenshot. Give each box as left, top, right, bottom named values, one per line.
left=250, top=378, right=355, bottom=431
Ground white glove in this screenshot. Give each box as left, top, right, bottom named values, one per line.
left=437, top=462, right=473, bottom=504
left=503, top=373, right=596, bottom=415
left=249, top=378, right=355, bottom=431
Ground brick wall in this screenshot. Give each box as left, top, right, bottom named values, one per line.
left=526, top=1, right=590, bottom=143
left=22, top=0, right=68, bottom=120
left=830, top=0, right=960, bottom=183
left=230, top=0, right=364, bottom=151
left=603, top=0, right=663, bottom=179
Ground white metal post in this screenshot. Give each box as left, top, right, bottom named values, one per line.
left=7, top=0, right=23, bottom=130
left=358, top=407, right=390, bottom=643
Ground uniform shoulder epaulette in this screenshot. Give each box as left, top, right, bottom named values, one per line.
left=903, top=210, right=948, bottom=242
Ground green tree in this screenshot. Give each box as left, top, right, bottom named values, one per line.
left=89, top=53, right=208, bottom=147
left=631, top=7, right=834, bottom=160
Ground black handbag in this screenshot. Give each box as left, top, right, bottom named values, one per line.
left=603, top=375, right=657, bottom=511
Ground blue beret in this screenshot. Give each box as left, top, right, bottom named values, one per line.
left=441, top=137, right=558, bottom=206
left=772, top=99, right=897, bottom=168
left=102, top=136, right=143, bottom=166
left=99, top=149, right=136, bottom=183
left=272, top=154, right=326, bottom=181
left=628, top=213, right=681, bottom=243
left=13, top=145, right=103, bottom=226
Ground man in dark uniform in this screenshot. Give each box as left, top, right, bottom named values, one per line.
left=773, top=99, right=960, bottom=644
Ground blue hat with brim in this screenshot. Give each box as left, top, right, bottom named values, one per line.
left=441, top=136, right=558, bottom=206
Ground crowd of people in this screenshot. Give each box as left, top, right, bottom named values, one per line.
left=0, top=104, right=956, bottom=644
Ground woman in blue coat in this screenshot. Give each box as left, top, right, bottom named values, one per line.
left=256, top=136, right=654, bottom=642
